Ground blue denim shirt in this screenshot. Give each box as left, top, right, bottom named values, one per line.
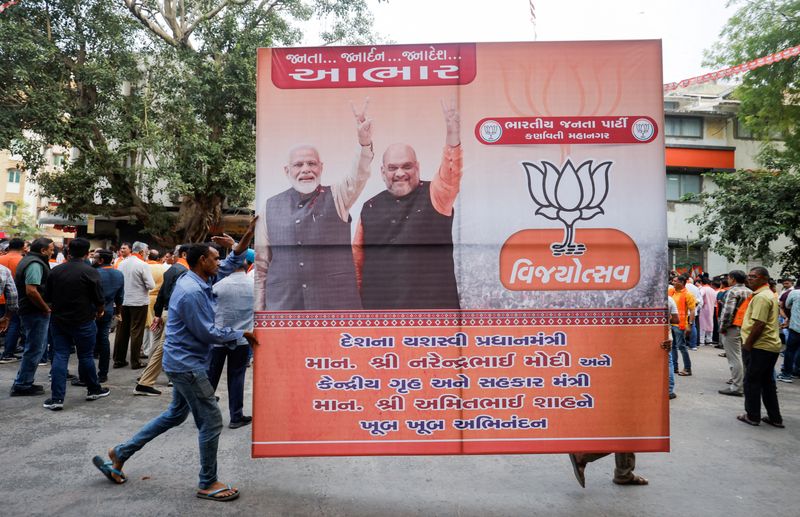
left=161, top=250, right=245, bottom=373
left=96, top=267, right=124, bottom=316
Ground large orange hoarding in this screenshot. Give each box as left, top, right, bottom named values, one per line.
left=253, top=41, right=669, bottom=457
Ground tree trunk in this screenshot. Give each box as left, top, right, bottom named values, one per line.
left=173, top=194, right=224, bottom=243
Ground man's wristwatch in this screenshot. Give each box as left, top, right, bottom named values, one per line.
left=361, top=142, right=373, bottom=153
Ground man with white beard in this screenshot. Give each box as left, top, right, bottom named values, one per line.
left=254, top=100, right=373, bottom=310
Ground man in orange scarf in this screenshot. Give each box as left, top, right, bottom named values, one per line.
left=670, top=275, right=696, bottom=376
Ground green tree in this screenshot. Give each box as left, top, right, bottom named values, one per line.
left=689, top=168, right=800, bottom=275
left=0, top=0, right=380, bottom=244
left=1, top=201, right=41, bottom=240
left=693, top=0, right=800, bottom=275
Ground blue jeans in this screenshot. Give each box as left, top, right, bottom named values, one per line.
left=2, top=311, right=23, bottom=358
left=95, top=313, right=113, bottom=378
left=13, top=312, right=50, bottom=390
left=39, top=322, right=56, bottom=365
left=114, top=370, right=223, bottom=489
left=668, top=345, right=675, bottom=394
left=207, top=345, right=250, bottom=422
left=50, top=320, right=101, bottom=401
left=671, top=326, right=691, bottom=371
left=782, top=329, right=799, bottom=376
left=690, top=319, right=699, bottom=349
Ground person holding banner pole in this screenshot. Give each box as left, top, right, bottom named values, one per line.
left=255, top=99, right=374, bottom=311
left=93, top=220, right=259, bottom=502
left=567, top=327, right=673, bottom=487
left=355, top=98, right=462, bottom=310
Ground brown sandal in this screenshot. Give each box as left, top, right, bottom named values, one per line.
left=737, top=414, right=759, bottom=426
left=761, top=417, right=785, bottom=428
left=613, top=475, right=649, bottom=486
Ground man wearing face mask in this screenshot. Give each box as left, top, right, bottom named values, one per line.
left=354, top=99, right=462, bottom=310
left=254, top=100, right=373, bottom=311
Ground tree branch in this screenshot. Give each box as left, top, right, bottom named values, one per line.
left=245, top=0, right=283, bottom=31
left=162, top=0, right=184, bottom=41
left=123, top=0, right=178, bottom=47
left=182, top=0, right=232, bottom=43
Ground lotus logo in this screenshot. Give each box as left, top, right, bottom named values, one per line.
left=521, top=159, right=612, bottom=257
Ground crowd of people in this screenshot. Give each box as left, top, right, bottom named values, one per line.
left=0, top=233, right=258, bottom=419
left=667, top=267, right=797, bottom=428
left=0, top=221, right=259, bottom=501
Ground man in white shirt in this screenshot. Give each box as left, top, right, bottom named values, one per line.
left=114, top=241, right=156, bottom=369
left=685, top=278, right=703, bottom=350
left=207, top=251, right=255, bottom=429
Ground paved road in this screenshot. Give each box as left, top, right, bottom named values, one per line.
left=1, top=344, right=797, bottom=517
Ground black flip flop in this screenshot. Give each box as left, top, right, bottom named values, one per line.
left=736, top=414, right=759, bottom=426
left=761, top=417, right=785, bottom=428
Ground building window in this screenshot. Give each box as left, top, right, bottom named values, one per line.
left=665, top=116, right=702, bottom=138
left=52, top=154, right=64, bottom=167
left=3, top=202, right=17, bottom=217
left=734, top=118, right=783, bottom=141
left=669, top=244, right=705, bottom=276
left=666, top=173, right=701, bottom=201
left=7, top=169, right=21, bottom=183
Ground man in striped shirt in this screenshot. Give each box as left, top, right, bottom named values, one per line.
left=718, top=270, right=752, bottom=396
left=0, top=264, right=18, bottom=333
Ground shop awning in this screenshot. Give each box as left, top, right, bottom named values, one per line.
left=666, top=145, right=735, bottom=169
left=38, top=215, right=89, bottom=226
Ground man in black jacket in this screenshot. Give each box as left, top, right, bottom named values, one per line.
left=134, top=244, right=190, bottom=396
left=43, top=238, right=109, bottom=410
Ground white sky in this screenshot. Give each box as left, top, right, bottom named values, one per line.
left=308, top=0, right=738, bottom=84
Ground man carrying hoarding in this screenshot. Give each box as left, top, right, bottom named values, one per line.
left=355, top=99, right=462, bottom=310
left=568, top=309, right=675, bottom=487
left=255, top=100, right=373, bottom=311
left=93, top=219, right=259, bottom=502
left=736, top=267, right=784, bottom=428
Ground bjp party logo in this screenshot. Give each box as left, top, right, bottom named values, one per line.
left=521, top=159, right=610, bottom=257
left=499, top=159, right=640, bottom=291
